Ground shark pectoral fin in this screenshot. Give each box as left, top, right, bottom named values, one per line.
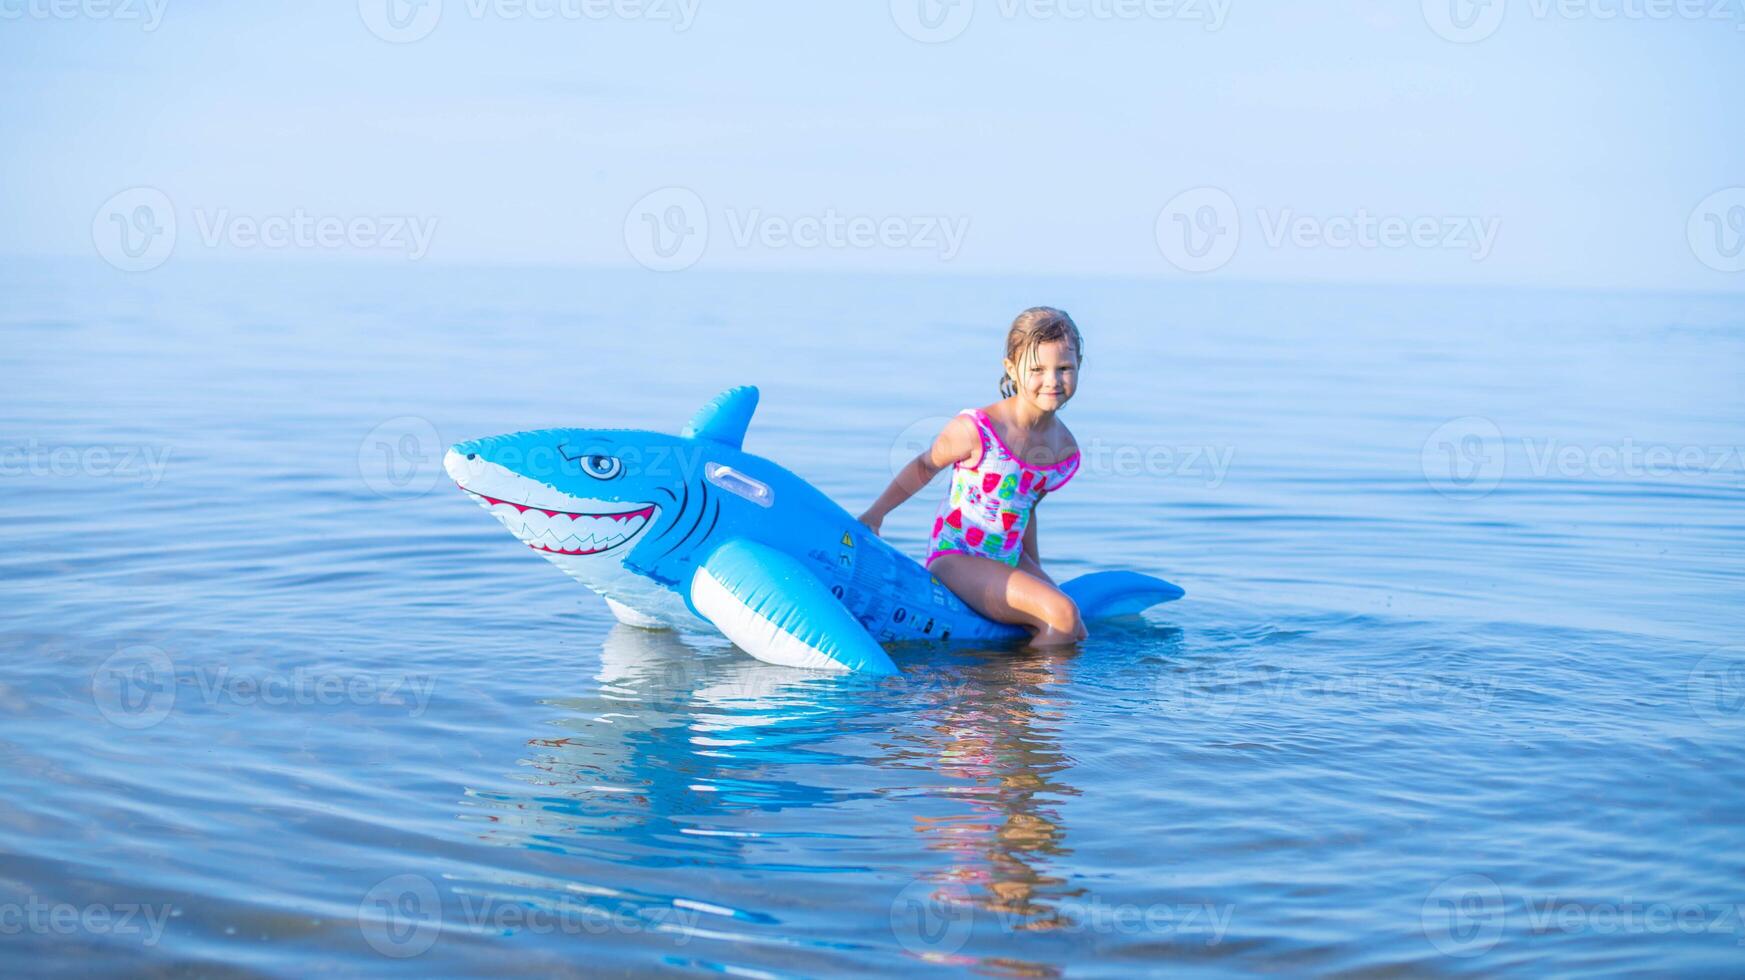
left=689, top=539, right=899, bottom=676
left=1060, top=570, right=1186, bottom=621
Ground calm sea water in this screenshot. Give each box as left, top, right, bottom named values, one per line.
left=2, top=258, right=1742, bottom=977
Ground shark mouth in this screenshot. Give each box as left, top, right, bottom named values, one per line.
left=462, top=489, right=656, bottom=556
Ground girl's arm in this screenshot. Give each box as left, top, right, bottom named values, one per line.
left=1017, top=494, right=1056, bottom=586
left=858, top=415, right=978, bottom=535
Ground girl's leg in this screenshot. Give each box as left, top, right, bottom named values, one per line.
left=928, top=553, right=1087, bottom=646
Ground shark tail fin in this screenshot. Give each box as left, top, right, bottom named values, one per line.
left=1060, top=571, right=1186, bottom=621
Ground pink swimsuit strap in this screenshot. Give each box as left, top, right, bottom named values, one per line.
left=964, top=409, right=1080, bottom=473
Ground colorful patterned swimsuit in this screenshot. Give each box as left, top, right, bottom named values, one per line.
left=925, top=408, right=1081, bottom=569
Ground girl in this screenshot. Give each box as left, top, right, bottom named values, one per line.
left=858, top=307, right=1087, bottom=647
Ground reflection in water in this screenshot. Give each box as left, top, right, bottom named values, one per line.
left=896, top=650, right=1079, bottom=938
left=462, top=626, right=853, bottom=864
left=457, top=624, right=1094, bottom=970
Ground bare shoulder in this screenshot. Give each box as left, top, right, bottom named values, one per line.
left=928, top=413, right=982, bottom=469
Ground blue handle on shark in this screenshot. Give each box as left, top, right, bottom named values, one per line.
left=445, top=385, right=1184, bottom=673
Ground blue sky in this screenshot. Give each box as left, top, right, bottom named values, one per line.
left=2, top=0, right=1742, bottom=290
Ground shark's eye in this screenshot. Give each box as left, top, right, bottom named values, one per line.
left=582, top=454, right=622, bottom=480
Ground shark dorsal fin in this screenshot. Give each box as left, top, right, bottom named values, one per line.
left=681, top=386, right=759, bottom=449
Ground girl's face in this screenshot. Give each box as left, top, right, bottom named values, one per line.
left=1005, top=339, right=1079, bottom=412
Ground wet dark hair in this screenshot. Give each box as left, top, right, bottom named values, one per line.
left=999, top=306, right=1083, bottom=398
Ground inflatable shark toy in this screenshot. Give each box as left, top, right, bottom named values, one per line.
left=443, top=386, right=1184, bottom=674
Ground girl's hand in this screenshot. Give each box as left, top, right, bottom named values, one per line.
left=857, top=510, right=882, bottom=537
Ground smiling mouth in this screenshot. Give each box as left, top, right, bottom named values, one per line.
left=461, top=488, right=655, bottom=556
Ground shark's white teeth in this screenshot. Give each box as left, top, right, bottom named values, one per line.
left=464, top=489, right=655, bottom=556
